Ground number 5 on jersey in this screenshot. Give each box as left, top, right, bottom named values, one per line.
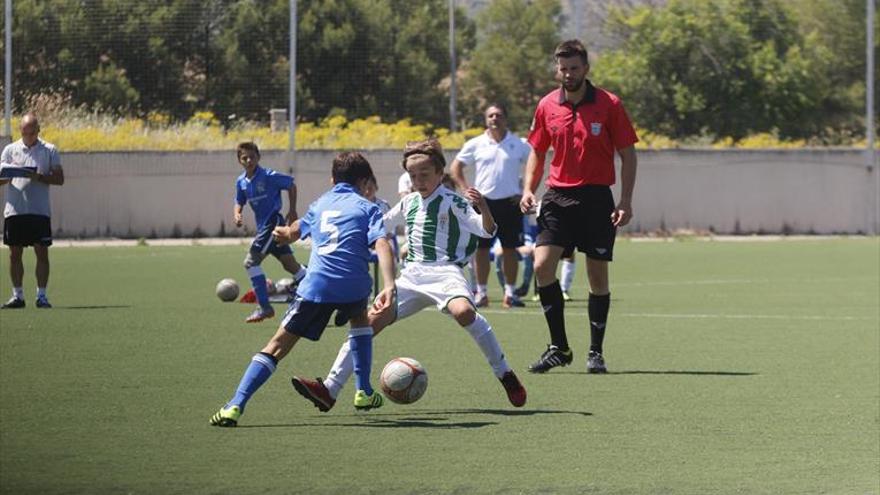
left=318, top=210, right=342, bottom=254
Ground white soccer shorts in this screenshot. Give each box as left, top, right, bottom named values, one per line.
left=393, top=262, right=474, bottom=319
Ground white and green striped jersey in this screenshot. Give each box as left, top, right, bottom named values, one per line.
left=385, top=185, right=496, bottom=265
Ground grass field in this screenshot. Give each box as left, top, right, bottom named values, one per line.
left=0, top=238, right=878, bottom=494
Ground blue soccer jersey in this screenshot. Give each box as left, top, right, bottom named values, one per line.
left=235, top=166, right=294, bottom=230
left=296, top=183, right=387, bottom=303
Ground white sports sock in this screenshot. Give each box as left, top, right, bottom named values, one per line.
left=560, top=259, right=576, bottom=292
left=504, top=284, right=516, bottom=298
left=323, top=339, right=353, bottom=399
left=12, top=287, right=23, bottom=299
left=463, top=314, right=510, bottom=378
left=37, top=287, right=47, bottom=298
left=476, top=284, right=488, bottom=296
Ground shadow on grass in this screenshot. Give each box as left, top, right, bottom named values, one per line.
left=56, top=305, right=132, bottom=310
left=554, top=370, right=757, bottom=376
left=238, top=408, right=592, bottom=430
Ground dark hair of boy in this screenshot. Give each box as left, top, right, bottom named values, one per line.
left=332, top=151, right=375, bottom=185
left=237, top=142, right=261, bottom=159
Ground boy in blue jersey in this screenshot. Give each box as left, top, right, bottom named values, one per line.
left=234, top=142, right=307, bottom=323
left=291, top=140, right=527, bottom=412
left=210, top=152, right=397, bottom=427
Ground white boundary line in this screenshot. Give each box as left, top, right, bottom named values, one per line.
left=478, top=309, right=877, bottom=322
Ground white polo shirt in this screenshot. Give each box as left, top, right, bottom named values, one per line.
left=2, top=138, right=61, bottom=218
left=454, top=130, right=531, bottom=200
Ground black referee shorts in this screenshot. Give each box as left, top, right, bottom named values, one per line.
left=536, top=186, right=615, bottom=261
left=3, top=214, right=53, bottom=247
left=477, top=196, right=524, bottom=249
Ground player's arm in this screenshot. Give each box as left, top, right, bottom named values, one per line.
left=612, top=146, right=637, bottom=227
left=519, top=148, right=545, bottom=213
left=233, top=203, right=244, bottom=227
left=464, top=187, right=497, bottom=237
left=449, top=159, right=470, bottom=192
left=286, top=183, right=299, bottom=225
left=272, top=219, right=302, bottom=245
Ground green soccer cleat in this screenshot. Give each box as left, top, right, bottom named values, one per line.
left=353, top=389, right=384, bottom=411
left=209, top=405, right=242, bottom=427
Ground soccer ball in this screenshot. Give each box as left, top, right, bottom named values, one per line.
left=380, top=357, right=428, bottom=404
left=215, top=278, right=240, bottom=302
left=275, top=277, right=295, bottom=294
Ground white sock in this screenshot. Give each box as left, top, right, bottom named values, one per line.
left=477, top=284, right=488, bottom=296
left=37, top=287, right=47, bottom=298
left=323, top=339, right=353, bottom=399
left=463, top=314, right=510, bottom=378
left=504, top=284, right=516, bottom=298
left=560, top=259, right=576, bottom=292
left=293, top=266, right=307, bottom=282
left=13, top=287, right=23, bottom=299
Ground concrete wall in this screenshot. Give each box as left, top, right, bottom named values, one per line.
left=0, top=148, right=876, bottom=236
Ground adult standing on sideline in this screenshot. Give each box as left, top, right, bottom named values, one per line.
left=450, top=103, right=531, bottom=308
left=0, top=114, right=65, bottom=309
left=520, top=40, right=638, bottom=374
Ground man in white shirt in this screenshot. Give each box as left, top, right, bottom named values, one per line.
left=0, top=114, right=65, bottom=308
left=450, top=103, right=531, bottom=308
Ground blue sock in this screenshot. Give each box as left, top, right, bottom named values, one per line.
left=227, top=352, right=277, bottom=411
left=348, top=327, right=374, bottom=395
left=247, top=266, right=270, bottom=308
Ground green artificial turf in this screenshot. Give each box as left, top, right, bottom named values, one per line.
left=1, top=238, right=878, bottom=494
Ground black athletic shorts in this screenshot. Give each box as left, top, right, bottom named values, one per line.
left=536, top=185, right=615, bottom=261
left=3, top=214, right=53, bottom=247
left=280, top=295, right=368, bottom=341
left=477, top=196, right=524, bottom=249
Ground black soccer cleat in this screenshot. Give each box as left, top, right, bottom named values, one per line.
left=527, top=345, right=573, bottom=373
left=1, top=297, right=25, bottom=309
left=587, top=350, right=608, bottom=374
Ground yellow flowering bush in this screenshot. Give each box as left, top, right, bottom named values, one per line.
left=9, top=109, right=866, bottom=151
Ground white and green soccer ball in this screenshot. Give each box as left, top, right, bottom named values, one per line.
left=215, top=278, right=240, bottom=302
left=380, top=357, right=428, bottom=404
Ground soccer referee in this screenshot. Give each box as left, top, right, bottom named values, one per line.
left=520, top=39, right=638, bottom=374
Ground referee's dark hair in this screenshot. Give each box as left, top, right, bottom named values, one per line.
left=554, top=39, right=588, bottom=65
left=236, top=141, right=261, bottom=159
left=401, top=139, right=446, bottom=173
left=332, top=151, right=374, bottom=186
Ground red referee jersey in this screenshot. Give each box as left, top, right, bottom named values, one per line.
left=527, top=81, right=638, bottom=187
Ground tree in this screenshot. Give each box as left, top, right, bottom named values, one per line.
left=458, top=0, right=562, bottom=131
left=597, top=0, right=831, bottom=140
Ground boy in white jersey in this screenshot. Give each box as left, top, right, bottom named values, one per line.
left=291, top=139, right=527, bottom=410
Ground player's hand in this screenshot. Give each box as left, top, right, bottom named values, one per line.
left=272, top=225, right=294, bottom=245
left=371, top=286, right=397, bottom=314
left=611, top=202, right=633, bottom=227
left=464, top=187, right=487, bottom=209
left=233, top=212, right=243, bottom=227
left=520, top=190, right=537, bottom=214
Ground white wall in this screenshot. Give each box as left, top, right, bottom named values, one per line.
left=0, top=148, right=876, bottom=237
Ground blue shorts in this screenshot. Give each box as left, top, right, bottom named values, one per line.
left=251, top=213, right=293, bottom=258
left=280, top=295, right=369, bottom=341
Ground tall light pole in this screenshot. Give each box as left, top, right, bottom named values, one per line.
left=4, top=0, right=11, bottom=138
left=288, top=0, right=298, bottom=177
left=869, top=0, right=877, bottom=234
left=448, top=0, right=457, bottom=132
